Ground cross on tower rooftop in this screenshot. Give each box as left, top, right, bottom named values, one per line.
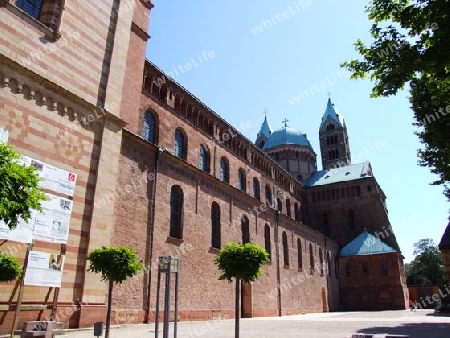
left=282, top=118, right=289, bottom=127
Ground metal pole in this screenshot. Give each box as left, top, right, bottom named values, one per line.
left=155, top=269, right=161, bottom=338
left=174, top=267, right=179, bottom=338
left=165, top=261, right=172, bottom=338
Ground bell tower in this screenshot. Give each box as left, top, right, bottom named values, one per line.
left=319, top=98, right=351, bottom=170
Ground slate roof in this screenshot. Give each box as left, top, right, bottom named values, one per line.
left=263, top=126, right=313, bottom=151
left=340, top=231, right=397, bottom=257
left=302, top=161, right=372, bottom=187
left=256, top=116, right=273, bottom=140
left=439, top=221, right=450, bottom=249
left=320, top=98, right=345, bottom=130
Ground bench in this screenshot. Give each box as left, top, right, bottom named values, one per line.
left=14, top=321, right=64, bottom=338
left=352, top=335, right=410, bottom=338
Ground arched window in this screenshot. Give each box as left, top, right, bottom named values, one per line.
left=211, top=202, right=221, bottom=249
left=220, top=157, right=229, bottom=183
left=265, top=185, right=272, bottom=206
left=169, top=185, right=183, bottom=239
left=143, top=111, right=156, bottom=143
left=286, top=199, right=291, bottom=217
left=347, top=210, right=355, bottom=230
left=294, top=203, right=300, bottom=221
left=16, top=0, right=64, bottom=32
left=334, top=254, right=339, bottom=278
left=363, top=262, right=369, bottom=276
left=241, top=215, right=250, bottom=244
left=319, top=248, right=324, bottom=276
left=309, top=244, right=315, bottom=275
left=174, top=129, right=185, bottom=159
left=282, top=231, right=289, bottom=266
left=277, top=197, right=282, bottom=212
left=238, top=169, right=246, bottom=192
left=297, top=238, right=302, bottom=270
left=199, top=145, right=209, bottom=172
left=253, top=178, right=260, bottom=200
left=381, top=260, right=388, bottom=276
left=323, top=212, right=329, bottom=235
left=346, top=263, right=352, bottom=277
left=17, top=0, right=44, bottom=19
left=327, top=252, right=332, bottom=276
left=264, top=224, right=271, bottom=260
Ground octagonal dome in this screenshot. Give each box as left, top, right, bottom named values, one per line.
left=263, top=126, right=313, bottom=151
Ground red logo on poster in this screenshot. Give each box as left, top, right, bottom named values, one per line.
left=68, top=173, right=76, bottom=182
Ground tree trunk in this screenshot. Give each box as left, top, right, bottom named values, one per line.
left=235, top=278, right=240, bottom=338
left=105, top=279, right=113, bottom=338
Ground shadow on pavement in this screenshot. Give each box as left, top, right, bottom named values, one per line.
left=355, top=322, right=450, bottom=338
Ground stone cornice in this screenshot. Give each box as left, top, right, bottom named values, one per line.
left=0, top=53, right=127, bottom=128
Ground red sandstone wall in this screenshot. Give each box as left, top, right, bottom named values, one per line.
left=339, top=253, right=407, bottom=310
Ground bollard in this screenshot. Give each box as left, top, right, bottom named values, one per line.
left=93, top=322, right=103, bottom=337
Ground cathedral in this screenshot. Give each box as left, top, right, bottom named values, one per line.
left=0, top=1, right=408, bottom=333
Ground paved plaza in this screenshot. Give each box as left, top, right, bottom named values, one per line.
left=60, top=310, right=449, bottom=338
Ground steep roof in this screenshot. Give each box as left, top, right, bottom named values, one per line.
left=256, top=116, right=273, bottom=140
left=320, top=98, right=345, bottom=130
left=340, top=231, right=397, bottom=257
left=303, top=161, right=372, bottom=187
left=439, top=221, right=450, bottom=249
left=263, top=126, right=313, bottom=151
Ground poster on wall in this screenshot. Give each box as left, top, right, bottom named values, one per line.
left=0, top=127, right=8, bottom=143
left=32, top=194, right=73, bottom=244
left=21, top=156, right=77, bottom=197
left=23, top=251, right=65, bottom=288
left=0, top=217, right=33, bottom=244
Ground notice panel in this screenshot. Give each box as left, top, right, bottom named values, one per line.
left=21, top=156, right=77, bottom=197
left=24, top=251, right=65, bottom=288
left=0, top=218, right=33, bottom=244
left=32, top=194, right=73, bottom=244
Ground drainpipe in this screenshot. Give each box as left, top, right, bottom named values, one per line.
left=144, top=147, right=162, bottom=323
left=275, top=210, right=282, bottom=316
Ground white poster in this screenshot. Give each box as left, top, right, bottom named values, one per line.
left=0, top=127, right=8, bottom=143
left=0, top=217, right=33, bottom=244
left=24, top=251, right=65, bottom=288
left=32, top=194, right=73, bottom=244
left=21, top=156, right=77, bottom=197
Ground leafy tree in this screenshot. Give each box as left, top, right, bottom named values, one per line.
left=214, top=242, right=269, bottom=338
left=0, top=252, right=23, bottom=282
left=87, top=246, right=144, bottom=338
left=0, top=143, right=47, bottom=229
left=405, top=238, right=445, bottom=286
left=341, top=0, right=450, bottom=200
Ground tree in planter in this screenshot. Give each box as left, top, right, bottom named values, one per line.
left=214, top=242, right=269, bottom=338
left=0, top=252, right=23, bottom=282
left=87, top=246, right=144, bottom=338
left=0, top=143, right=47, bottom=229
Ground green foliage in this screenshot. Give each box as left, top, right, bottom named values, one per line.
left=214, top=242, right=269, bottom=283
left=341, top=0, right=450, bottom=200
left=0, top=252, right=23, bottom=282
left=0, top=143, right=48, bottom=229
left=87, top=246, right=144, bottom=284
left=405, top=238, right=446, bottom=286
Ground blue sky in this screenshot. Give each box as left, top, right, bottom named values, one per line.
left=146, top=0, right=448, bottom=263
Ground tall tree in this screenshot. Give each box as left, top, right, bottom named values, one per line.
left=341, top=0, right=450, bottom=200
left=405, top=238, right=445, bottom=286
left=87, top=246, right=144, bottom=338
left=0, top=143, right=47, bottom=229
left=214, top=242, right=269, bottom=338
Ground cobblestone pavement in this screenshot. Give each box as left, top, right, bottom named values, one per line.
left=58, top=310, right=450, bottom=338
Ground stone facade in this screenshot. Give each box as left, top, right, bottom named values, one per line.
left=0, top=0, right=407, bottom=334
